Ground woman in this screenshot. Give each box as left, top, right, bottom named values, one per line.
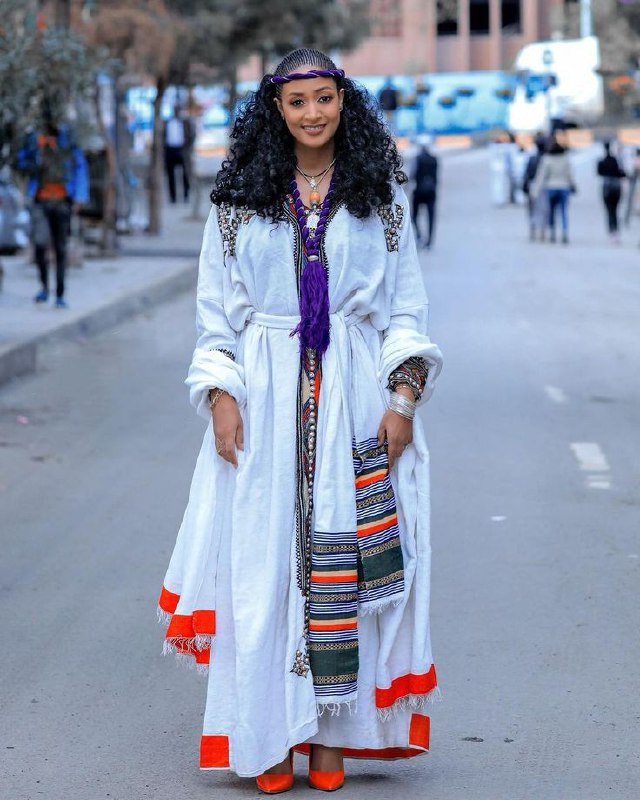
left=522, top=132, right=548, bottom=242
left=158, top=48, right=443, bottom=794
left=532, top=135, right=576, bottom=244
left=597, top=140, right=626, bottom=243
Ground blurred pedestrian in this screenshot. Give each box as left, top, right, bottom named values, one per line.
left=522, top=132, right=548, bottom=241
left=163, top=105, right=193, bottom=204
left=412, top=134, right=438, bottom=248
left=489, top=134, right=512, bottom=207
left=624, top=147, right=640, bottom=226
left=378, top=77, right=399, bottom=131
left=157, top=47, right=443, bottom=792
left=597, top=141, right=626, bottom=243
left=532, top=135, right=576, bottom=244
left=17, top=119, right=88, bottom=308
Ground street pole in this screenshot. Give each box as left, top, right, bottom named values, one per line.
left=580, top=0, right=593, bottom=38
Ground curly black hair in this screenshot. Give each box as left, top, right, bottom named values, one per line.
left=211, top=48, right=406, bottom=220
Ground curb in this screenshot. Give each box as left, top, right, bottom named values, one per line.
left=0, top=262, right=197, bottom=389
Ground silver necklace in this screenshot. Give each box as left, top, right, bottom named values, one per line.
left=295, top=158, right=336, bottom=191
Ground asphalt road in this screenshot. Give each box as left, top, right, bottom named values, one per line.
left=1, top=147, right=639, bottom=799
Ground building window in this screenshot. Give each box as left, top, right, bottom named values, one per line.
left=371, top=0, right=402, bottom=37
left=501, top=0, right=521, bottom=32
left=437, top=0, right=459, bottom=36
left=470, top=0, right=490, bottom=34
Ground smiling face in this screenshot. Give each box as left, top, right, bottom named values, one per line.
left=275, top=68, right=344, bottom=154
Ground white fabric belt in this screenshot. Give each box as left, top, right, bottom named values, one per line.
left=248, top=311, right=367, bottom=329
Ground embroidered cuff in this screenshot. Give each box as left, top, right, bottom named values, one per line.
left=387, top=356, right=429, bottom=401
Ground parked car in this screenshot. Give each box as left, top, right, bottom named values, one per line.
left=0, top=172, right=30, bottom=254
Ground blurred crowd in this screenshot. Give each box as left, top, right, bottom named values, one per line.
left=489, top=130, right=640, bottom=246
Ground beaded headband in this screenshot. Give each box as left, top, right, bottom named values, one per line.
left=269, top=69, right=345, bottom=85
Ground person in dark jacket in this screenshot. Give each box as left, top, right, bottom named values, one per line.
left=597, top=141, right=626, bottom=243
left=378, top=78, right=399, bottom=131
left=17, top=120, right=88, bottom=308
left=163, top=106, right=194, bottom=204
left=412, top=135, right=439, bottom=249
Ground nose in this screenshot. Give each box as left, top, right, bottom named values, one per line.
left=304, top=102, right=323, bottom=121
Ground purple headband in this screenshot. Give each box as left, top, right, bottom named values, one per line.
left=269, top=69, right=345, bottom=85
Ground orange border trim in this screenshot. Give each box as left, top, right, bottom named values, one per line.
left=159, top=585, right=180, bottom=614
left=200, top=735, right=230, bottom=769
left=294, top=714, right=430, bottom=760
left=375, top=665, right=437, bottom=709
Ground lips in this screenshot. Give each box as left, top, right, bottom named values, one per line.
left=302, top=124, right=326, bottom=136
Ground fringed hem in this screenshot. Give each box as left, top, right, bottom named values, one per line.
left=172, top=651, right=210, bottom=676
left=158, top=605, right=213, bottom=675
left=376, top=687, right=441, bottom=722
left=162, top=636, right=212, bottom=656
left=358, top=595, right=404, bottom=617
left=316, top=698, right=358, bottom=717
left=157, top=607, right=172, bottom=625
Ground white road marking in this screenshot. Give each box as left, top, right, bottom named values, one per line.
left=545, top=385, right=568, bottom=404
left=586, top=477, right=611, bottom=490
left=570, top=442, right=610, bottom=473
left=570, top=442, right=612, bottom=490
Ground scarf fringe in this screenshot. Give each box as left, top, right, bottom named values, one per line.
left=172, top=650, right=210, bottom=676
left=358, top=595, right=404, bottom=617
left=157, top=607, right=172, bottom=625
left=162, top=635, right=212, bottom=656
left=316, top=698, right=358, bottom=717
left=376, top=686, right=442, bottom=722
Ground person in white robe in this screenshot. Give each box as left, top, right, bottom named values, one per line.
left=158, top=48, right=443, bottom=794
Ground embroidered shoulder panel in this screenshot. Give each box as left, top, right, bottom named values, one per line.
left=216, top=203, right=255, bottom=258
left=377, top=202, right=404, bottom=252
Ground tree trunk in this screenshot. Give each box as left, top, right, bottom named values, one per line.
left=148, top=75, right=166, bottom=235
left=227, top=63, right=238, bottom=127
left=94, top=78, right=118, bottom=256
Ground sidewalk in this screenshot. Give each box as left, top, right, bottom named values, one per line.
left=0, top=201, right=206, bottom=387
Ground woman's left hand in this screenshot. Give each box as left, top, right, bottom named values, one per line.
left=377, top=387, right=415, bottom=470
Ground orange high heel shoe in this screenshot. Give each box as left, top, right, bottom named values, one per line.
left=256, top=751, right=294, bottom=795
left=308, top=747, right=345, bottom=792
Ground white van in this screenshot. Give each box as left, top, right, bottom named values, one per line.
left=508, top=36, right=604, bottom=132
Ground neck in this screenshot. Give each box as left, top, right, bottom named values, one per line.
left=295, top=142, right=335, bottom=175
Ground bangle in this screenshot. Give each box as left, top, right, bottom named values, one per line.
left=208, top=387, right=227, bottom=411
left=389, top=392, right=416, bottom=421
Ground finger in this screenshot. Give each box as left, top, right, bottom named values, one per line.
left=235, top=420, right=244, bottom=451
left=377, top=424, right=386, bottom=447
left=220, top=444, right=238, bottom=469
left=228, top=447, right=238, bottom=468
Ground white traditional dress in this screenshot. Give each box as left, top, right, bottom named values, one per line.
left=158, top=185, right=443, bottom=778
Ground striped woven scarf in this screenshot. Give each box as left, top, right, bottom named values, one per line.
left=307, top=432, right=405, bottom=704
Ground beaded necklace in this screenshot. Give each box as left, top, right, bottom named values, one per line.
left=290, top=176, right=334, bottom=358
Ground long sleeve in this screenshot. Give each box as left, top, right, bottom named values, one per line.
left=378, top=188, right=443, bottom=403
left=185, top=206, right=246, bottom=419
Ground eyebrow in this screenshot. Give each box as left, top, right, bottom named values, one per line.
left=287, top=85, right=335, bottom=97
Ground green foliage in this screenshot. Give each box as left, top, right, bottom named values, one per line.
left=0, top=1, right=106, bottom=168
left=165, top=0, right=372, bottom=85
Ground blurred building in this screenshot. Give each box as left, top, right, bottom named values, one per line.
left=340, top=0, right=571, bottom=75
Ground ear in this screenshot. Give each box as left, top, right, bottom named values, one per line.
left=338, top=88, right=345, bottom=112
left=274, top=96, right=284, bottom=119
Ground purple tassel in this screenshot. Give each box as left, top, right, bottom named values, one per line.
left=295, top=257, right=331, bottom=356
left=289, top=177, right=334, bottom=359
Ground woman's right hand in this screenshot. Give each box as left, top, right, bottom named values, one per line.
left=211, top=393, right=244, bottom=468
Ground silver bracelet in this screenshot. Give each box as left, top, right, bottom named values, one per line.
left=389, top=392, right=416, bottom=421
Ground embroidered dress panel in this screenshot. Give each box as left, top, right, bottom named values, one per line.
left=353, top=437, right=404, bottom=607
left=308, top=530, right=359, bottom=699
